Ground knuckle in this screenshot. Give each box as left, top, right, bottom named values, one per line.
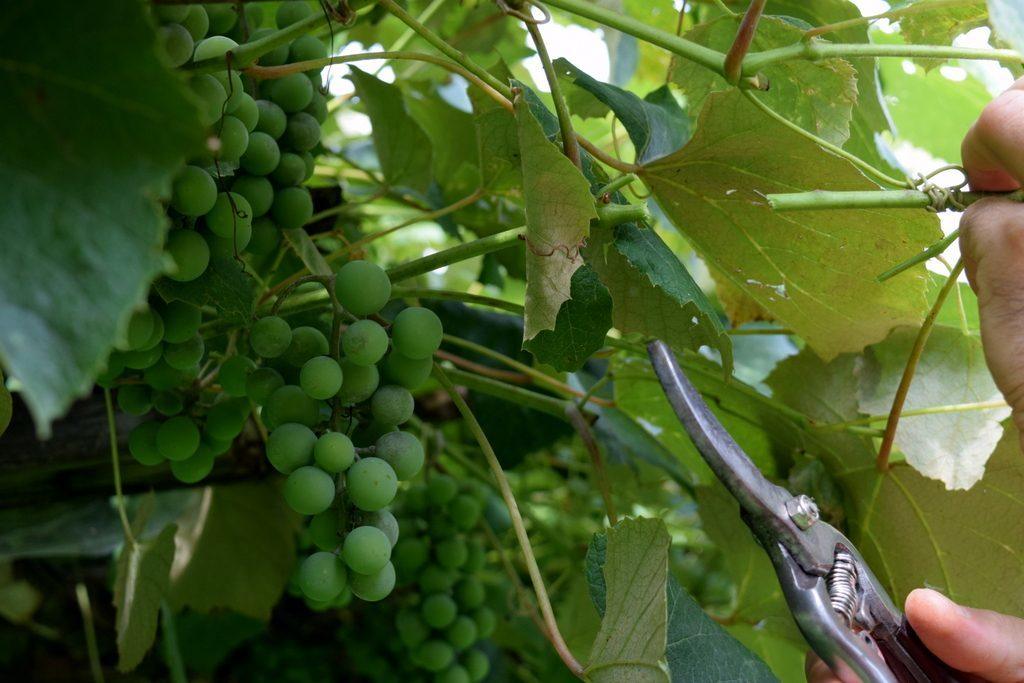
left=973, top=91, right=1024, bottom=147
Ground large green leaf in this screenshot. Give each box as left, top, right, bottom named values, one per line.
left=989, top=0, right=1024, bottom=52
left=0, top=0, right=203, bottom=435
left=674, top=15, right=857, bottom=146
left=405, top=90, right=482, bottom=198
left=859, top=326, right=1009, bottom=489
left=114, top=523, right=178, bottom=671
left=168, top=484, right=296, bottom=620
left=514, top=93, right=598, bottom=341
left=523, top=265, right=612, bottom=371
left=349, top=67, right=433, bottom=194
left=155, top=254, right=255, bottom=326
left=642, top=90, right=940, bottom=358
left=899, top=0, right=988, bottom=46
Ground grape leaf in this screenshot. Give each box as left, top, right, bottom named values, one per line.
left=593, top=406, right=696, bottom=489
left=175, top=610, right=265, bottom=674
left=642, top=90, right=940, bottom=358
left=674, top=15, right=857, bottom=146
left=405, top=90, right=482, bottom=199
left=0, top=0, right=203, bottom=435
left=899, top=0, right=988, bottom=47
left=859, top=325, right=1009, bottom=489
left=523, top=265, right=612, bottom=372
left=927, top=273, right=979, bottom=333
left=168, top=483, right=296, bottom=620
left=468, top=68, right=522, bottom=194
left=989, top=0, right=1024, bottom=53
left=155, top=254, right=255, bottom=326
left=348, top=67, right=433, bottom=194
left=514, top=93, right=598, bottom=341
left=114, top=523, right=177, bottom=671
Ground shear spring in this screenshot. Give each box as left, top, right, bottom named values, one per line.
left=827, top=550, right=859, bottom=625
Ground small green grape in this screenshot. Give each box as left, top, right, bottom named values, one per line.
left=231, top=175, right=274, bottom=217
left=448, top=494, right=483, bottom=531
left=382, top=351, right=433, bottom=391
left=170, top=444, right=215, bottom=484
left=266, top=423, right=317, bottom=473
left=271, top=152, right=306, bottom=186
left=430, top=516, right=458, bottom=540
left=301, top=151, right=315, bottom=179
left=349, top=561, right=395, bottom=602
left=182, top=5, right=209, bottom=41
left=164, top=333, right=205, bottom=371
left=427, top=474, right=459, bottom=506
left=155, top=5, right=189, bottom=22
left=284, top=111, right=320, bottom=151
left=415, top=640, right=454, bottom=673
left=342, top=525, right=392, bottom=575
left=165, top=229, right=210, bottom=282
left=346, top=457, right=398, bottom=511
left=298, top=551, right=347, bottom=602
left=463, top=538, right=486, bottom=573
left=419, top=564, right=458, bottom=593
left=255, top=99, right=287, bottom=138
left=247, top=28, right=288, bottom=66
left=334, top=260, right=391, bottom=316
left=233, top=92, right=259, bottom=132
left=138, top=310, right=164, bottom=351
left=472, top=606, right=496, bottom=638
left=308, top=511, right=340, bottom=551
left=396, top=609, right=430, bottom=648
left=240, top=131, right=281, bottom=175
left=204, top=398, right=248, bottom=441
left=393, top=537, right=429, bottom=574
left=422, top=594, right=458, bottom=629
left=276, top=1, right=314, bottom=28
left=463, top=649, right=489, bottom=683
left=283, top=325, right=329, bottom=367
left=205, top=192, right=253, bottom=240
left=364, top=509, right=399, bottom=547
left=336, top=360, right=379, bottom=405
left=250, top=316, right=292, bottom=358
left=118, top=308, right=155, bottom=351
left=248, top=216, right=282, bottom=255
left=269, top=73, right=313, bottom=113
left=96, top=352, right=126, bottom=388
left=143, top=360, right=189, bottom=391
left=305, top=92, right=328, bottom=123
left=283, top=465, right=336, bottom=515
left=161, top=300, right=202, bottom=343
left=341, top=320, right=388, bottom=367
left=288, top=34, right=326, bottom=63
left=270, top=186, right=313, bottom=230
left=193, top=35, right=236, bottom=62
left=445, top=616, right=478, bottom=651
left=370, top=385, right=414, bottom=425
left=171, top=165, right=217, bottom=217
left=117, top=385, right=152, bottom=416
left=263, top=385, right=320, bottom=429
left=313, top=431, right=355, bottom=473
left=153, top=391, right=184, bottom=416
left=159, top=23, right=194, bottom=68
left=404, top=483, right=428, bottom=514
left=214, top=115, right=249, bottom=162
left=435, top=537, right=468, bottom=570
left=436, top=665, right=470, bottom=683
left=128, top=421, right=164, bottom=466
left=391, top=307, right=443, bottom=360
left=156, top=416, right=201, bottom=461
left=455, top=577, right=485, bottom=610
left=189, top=74, right=227, bottom=126
left=206, top=224, right=251, bottom=256
left=374, top=431, right=424, bottom=481
left=219, top=355, right=256, bottom=396
left=299, top=356, right=343, bottom=400
left=246, top=366, right=285, bottom=403
left=122, top=343, right=164, bottom=370
left=203, top=431, right=233, bottom=456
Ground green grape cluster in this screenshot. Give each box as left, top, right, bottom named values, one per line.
left=153, top=2, right=328, bottom=282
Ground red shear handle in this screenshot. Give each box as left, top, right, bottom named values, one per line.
left=872, top=616, right=971, bottom=682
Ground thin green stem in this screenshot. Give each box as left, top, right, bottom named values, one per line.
left=75, top=583, right=105, bottom=683
left=711, top=0, right=737, bottom=15
left=877, top=230, right=960, bottom=283
left=745, top=41, right=1023, bottom=73
left=565, top=405, right=617, bottom=524
left=103, top=388, right=134, bottom=544
left=439, top=366, right=570, bottom=419
left=524, top=20, right=581, bottom=167
left=434, top=364, right=585, bottom=678
left=768, top=188, right=1024, bottom=212
left=596, top=173, right=639, bottom=198
left=391, top=287, right=525, bottom=315
left=594, top=202, right=651, bottom=228
left=876, top=258, right=966, bottom=471
left=160, top=603, right=187, bottom=683
left=727, top=326, right=794, bottom=335
left=815, top=399, right=1007, bottom=431
left=387, top=227, right=525, bottom=283
left=804, top=0, right=968, bottom=38
left=378, top=0, right=448, bottom=69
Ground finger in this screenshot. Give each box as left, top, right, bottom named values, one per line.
left=805, top=654, right=841, bottom=683
left=907, top=589, right=1024, bottom=682
left=961, top=77, right=1024, bottom=191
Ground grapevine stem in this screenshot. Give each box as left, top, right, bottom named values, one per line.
left=727, top=326, right=794, bottom=335
left=434, top=365, right=585, bottom=678
left=523, top=16, right=582, bottom=168
left=376, top=0, right=449, bottom=72
left=815, top=399, right=1008, bottom=431
left=439, top=366, right=572, bottom=419
left=75, top=583, right=105, bottom=683
left=435, top=350, right=532, bottom=384
left=724, top=0, right=767, bottom=85
left=877, top=230, right=960, bottom=283
left=876, top=258, right=965, bottom=471
left=481, top=521, right=549, bottom=636
left=391, top=287, right=525, bottom=315
left=768, top=188, right=1024, bottom=212
left=804, top=0, right=969, bottom=38
left=387, top=227, right=525, bottom=283
left=103, top=388, right=134, bottom=544
left=565, top=405, right=618, bottom=525
left=577, top=135, right=640, bottom=173
left=161, top=603, right=187, bottom=683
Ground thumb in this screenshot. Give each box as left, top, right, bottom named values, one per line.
left=906, top=589, right=1024, bottom=682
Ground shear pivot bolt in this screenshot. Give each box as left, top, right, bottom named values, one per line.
left=786, top=495, right=819, bottom=530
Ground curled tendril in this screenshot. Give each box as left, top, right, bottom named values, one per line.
left=496, top=0, right=551, bottom=25
left=913, top=165, right=969, bottom=212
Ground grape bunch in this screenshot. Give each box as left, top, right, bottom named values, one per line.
left=153, top=1, right=328, bottom=281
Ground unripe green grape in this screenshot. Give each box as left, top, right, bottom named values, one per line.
left=230, top=176, right=273, bottom=217
left=435, top=536, right=467, bottom=569
left=119, top=308, right=155, bottom=351
left=419, top=564, right=457, bottom=593
left=464, top=649, right=489, bottom=683
left=205, top=192, right=253, bottom=240
left=427, top=474, right=458, bottom=506
left=166, top=229, right=210, bottom=282
left=363, top=509, right=399, bottom=547
left=266, top=423, right=316, bottom=473
left=437, top=665, right=470, bottom=683
left=404, top=483, right=428, bottom=514
left=298, top=552, right=347, bottom=602
left=263, top=385, right=319, bottom=429
left=250, top=316, right=292, bottom=358
left=430, top=516, right=458, bottom=540
left=415, top=640, right=454, bottom=673
left=271, top=152, right=306, bottom=186
left=117, top=385, right=152, bottom=416
left=193, top=35, right=237, bottom=62
left=171, top=444, right=215, bottom=484
left=122, top=343, right=164, bottom=370
left=298, top=355, right=341, bottom=399
left=129, top=421, right=164, bottom=466
left=205, top=4, right=237, bottom=34
left=472, top=606, right=496, bottom=638
left=397, top=609, right=430, bottom=648
left=391, top=307, right=443, bottom=360
left=283, top=466, right=336, bottom=515
left=349, top=561, right=395, bottom=602
left=305, top=92, right=328, bottom=123
left=445, top=616, right=477, bottom=651
left=288, top=34, right=326, bottom=63
left=270, top=186, right=313, bottom=230
left=155, top=5, right=190, bottom=22
left=422, top=594, right=457, bottom=629
left=153, top=391, right=184, bottom=416
left=448, top=494, right=482, bottom=531
left=233, top=92, right=259, bottom=132
left=342, top=525, right=391, bottom=575
left=341, top=319, right=388, bottom=367
left=246, top=366, right=285, bottom=403
left=455, top=577, right=485, bottom=610
left=374, top=431, right=424, bottom=481
left=308, top=510, right=340, bottom=551
left=269, top=73, right=313, bottom=113
left=138, top=310, right=164, bottom=351
left=96, top=352, right=126, bottom=388
left=283, top=325, right=328, bottom=367
left=284, top=111, right=320, bottom=151
left=393, top=537, right=429, bottom=574
left=171, top=165, right=217, bottom=217
left=336, top=360, right=379, bottom=405
left=346, top=457, right=397, bottom=511
left=158, top=23, right=194, bottom=68
left=161, top=300, right=202, bottom=343
left=248, top=216, right=281, bottom=255
left=164, top=333, right=205, bottom=370
left=189, top=74, right=227, bottom=126
left=157, top=416, right=201, bottom=461
left=206, top=224, right=251, bottom=256
left=255, top=99, right=287, bottom=138
left=218, top=355, right=255, bottom=396
left=203, top=431, right=233, bottom=456
left=370, top=385, right=414, bottom=425
left=248, top=28, right=288, bottom=67
left=463, top=539, right=486, bottom=573
left=240, top=131, right=281, bottom=175
left=182, top=5, right=209, bottom=41
left=204, top=398, right=248, bottom=441
left=143, top=359, right=189, bottom=391
left=276, top=1, right=314, bottom=28
left=383, top=351, right=433, bottom=391
left=313, top=431, right=355, bottom=473
left=213, top=115, right=249, bottom=162
left=334, top=260, right=391, bottom=316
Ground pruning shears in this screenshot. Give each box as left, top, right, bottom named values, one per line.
left=647, top=341, right=968, bottom=683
